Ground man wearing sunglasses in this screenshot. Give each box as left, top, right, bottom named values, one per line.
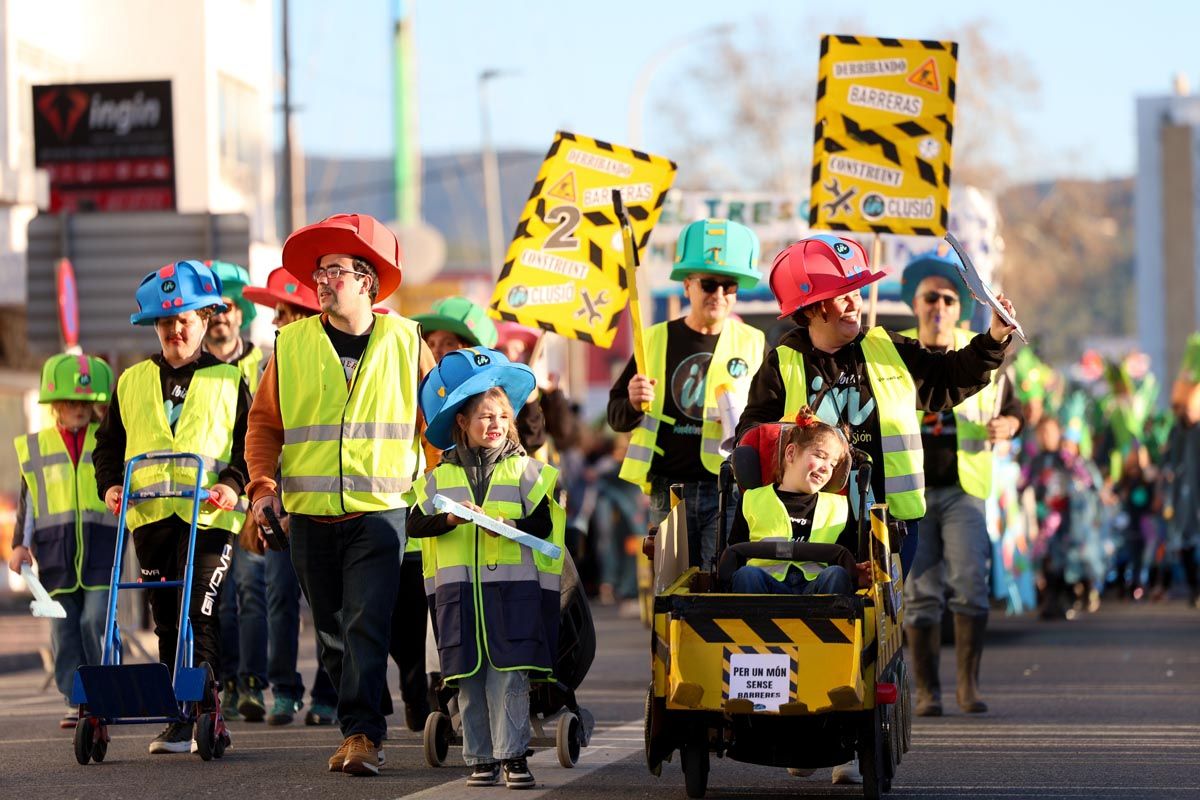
left=898, top=249, right=1023, bottom=720
left=608, top=219, right=767, bottom=569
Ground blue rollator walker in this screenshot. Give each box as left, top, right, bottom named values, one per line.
left=72, top=451, right=231, bottom=764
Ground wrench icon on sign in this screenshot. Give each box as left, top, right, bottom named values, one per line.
left=575, top=289, right=610, bottom=325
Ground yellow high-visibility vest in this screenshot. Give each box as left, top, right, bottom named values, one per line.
left=778, top=326, right=925, bottom=519
left=741, top=485, right=848, bottom=581
left=276, top=314, right=422, bottom=515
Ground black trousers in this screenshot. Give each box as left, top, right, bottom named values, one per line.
left=389, top=552, right=430, bottom=716
left=290, top=509, right=402, bottom=746
left=132, top=516, right=234, bottom=676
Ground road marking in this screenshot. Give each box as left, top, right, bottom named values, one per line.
left=390, top=719, right=642, bottom=800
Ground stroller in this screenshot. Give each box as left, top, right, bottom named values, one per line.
left=423, top=551, right=597, bottom=768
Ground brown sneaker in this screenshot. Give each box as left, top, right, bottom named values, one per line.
left=341, top=734, right=382, bottom=776
left=328, top=737, right=354, bottom=772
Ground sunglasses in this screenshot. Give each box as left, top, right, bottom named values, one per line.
left=696, top=278, right=739, bottom=295
left=921, top=291, right=959, bottom=307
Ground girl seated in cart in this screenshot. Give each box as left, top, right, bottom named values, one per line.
left=728, top=409, right=869, bottom=596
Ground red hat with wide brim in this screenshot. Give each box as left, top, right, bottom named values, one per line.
left=770, top=235, right=887, bottom=318
left=242, top=266, right=322, bottom=313
left=282, top=213, right=403, bottom=301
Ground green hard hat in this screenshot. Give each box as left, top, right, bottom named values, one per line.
left=670, top=218, right=763, bottom=289
left=208, top=260, right=257, bottom=325
left=39, top=353, right=113, bottom=404
left=413, top=296, right=498, bottom=348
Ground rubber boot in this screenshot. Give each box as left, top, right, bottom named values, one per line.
left=954, top=613, right=988, bottom=713
left=905, top=624, right=942, bottom=717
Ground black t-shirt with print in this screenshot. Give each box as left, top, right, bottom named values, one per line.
left=728, top=488, right=820, bottom=545
left=608, top=318, right=720, bottom=484
left=323, top=318, right=371, bottom=383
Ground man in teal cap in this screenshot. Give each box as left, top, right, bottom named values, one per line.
left=899, top=247, right=1023, bottom=719
left=608, top=218, right=766, bottom=568
left=206, top=261, right=264, bottom=392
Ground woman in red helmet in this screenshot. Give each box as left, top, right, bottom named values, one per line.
left=737, top=234, right=1017, bottom=558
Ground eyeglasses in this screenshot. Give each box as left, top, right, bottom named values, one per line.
left=312, top=266, right=370, bottom=283
left=921, top=291, right=959, bottom=307
left=697, top=278, right=739, bottom=295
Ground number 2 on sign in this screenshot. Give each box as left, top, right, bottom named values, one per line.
left=544, top=205, right=580, bottom=251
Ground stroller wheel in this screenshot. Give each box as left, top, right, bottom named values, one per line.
left=92, top=732, right=108, bottom=763
left=73, top=718, right=94, bottom=765
left=424, top=711, right=452, bottom=767
left=556, top=712, right=581, bottom=768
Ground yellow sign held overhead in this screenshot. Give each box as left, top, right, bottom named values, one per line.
left=489, top=131, right=676, bottom=348
left=810, top=34, right=958, bottom=236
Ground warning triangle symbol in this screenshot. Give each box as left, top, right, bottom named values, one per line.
left=907, top=57, right=941, bottom=93
left=547, top=171, right=577, bottom=204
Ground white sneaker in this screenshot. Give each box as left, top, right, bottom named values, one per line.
left=831, top=760, right=862, bottom=785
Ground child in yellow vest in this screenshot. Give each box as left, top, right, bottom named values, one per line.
left=92, top=260, right=251, bottom=755
left=10, top=354, right=116, bottom=729
left=729, top=408, right=866, bottom=596
left=408, top=347, right=565, bottom=790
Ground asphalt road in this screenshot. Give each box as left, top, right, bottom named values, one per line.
left=0, top=602, right=1197, bottom=800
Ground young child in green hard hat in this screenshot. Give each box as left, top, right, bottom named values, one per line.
left=10, top=353, right=116, bottom=730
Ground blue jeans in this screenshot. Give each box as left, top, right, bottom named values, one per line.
left=731, top=564, right=854, bottom=596
left=650, top=478, right=734, bottom=569
left=458, top=664, right=530, bottom=765
left=50, top=588, right=108, bottom=703
left=904, top=486, right=991, bottom=627
left=264, top=545, right=337, bottom=705
left=218, top=546, right=267, bottom=685
left=290, top=508, right=403, bottom=745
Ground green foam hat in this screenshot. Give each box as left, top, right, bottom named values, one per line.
left=413, top=296, right=499, bottom=348
left=208, top=261, right=258, bottom=325
left=39, top=353, right=113, bottom=403
left=670, top=218, right=762, bottom=289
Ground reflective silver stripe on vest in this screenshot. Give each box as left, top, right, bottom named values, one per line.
left=427, top=564, right=473, bottom=595
left=958, top=438, right=990, bottom=454
left=31, top=509, right=113, bottom=531
left=283, top=422, right=416, bottom=445
left=884, top=472, right=925, bottom=495
left=637, top=415, right=662, bottom=436
left=626, top=445, right=655, bottom=463
left=518, top=459, right=546, bottom=514
left=280, top=475, right=413, bottom=494
left=478, top=562, right=540, bottom=584
left=702, top=437, right=723, bottom=456
left=881, top=432, right=923, bottom=453
left=21, top=436, right=54, bottom=519
left=485, top=484, right=524, bottom=507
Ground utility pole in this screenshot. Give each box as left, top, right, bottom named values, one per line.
left=479, top=69, right=509, bottom=274
left=280, top=0, right=297, bottom=236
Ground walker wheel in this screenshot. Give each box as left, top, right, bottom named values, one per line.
left=73, top=717, right=94, bottom=765
left=556, top=712, right=581, bottom=768
left=195, top=713, right=215, bottom=761
left=424, top=711, right=452, bottom=767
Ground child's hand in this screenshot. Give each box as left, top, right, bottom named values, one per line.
left=104, top=486, right=122, bottom=515
left=446, top=502, right=484, bottom=527
left=854, top=561, right=872, bottom=588
left=207, top=484, right=238, bottom=511
left=7, top=545, right=32, bottom=574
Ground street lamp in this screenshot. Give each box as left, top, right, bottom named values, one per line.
left=627, top=23, right=735, bottom=149
left=479, top=68, right=515, bottom=274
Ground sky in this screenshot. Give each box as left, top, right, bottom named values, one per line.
left=284, top=0, right=1194, bottom=186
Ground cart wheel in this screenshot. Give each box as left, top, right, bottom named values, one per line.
left=644, top=684, right=663, bottom=777
left=899, top=663, right=913, bottom=753
left=424, top=711, right=451, bottom=767
left=888, top=702, right=902, bottom=770
left=92, top=730, right=108, bottom=764
left=556, top=712, right=581, bottom=768
left=73, top=719, right=94, bottom=765
left=681, top=745, right=709, bottom=799
left=858, top=707, right=888, bottom=799
left=195, top=714, right=215, bottom=761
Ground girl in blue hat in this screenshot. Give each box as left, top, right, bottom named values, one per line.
left=92, top=260, right=253, bottom=755
left=408, top=347, right=566, bottom=790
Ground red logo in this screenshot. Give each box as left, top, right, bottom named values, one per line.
left=36, top=88, right=90, bottom=142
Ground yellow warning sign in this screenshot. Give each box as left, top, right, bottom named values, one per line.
left=810, top=34, right=958, bottom=236
left=489, top=131, right=676, bottom=348
left=907, top=57, right=941, bottom=93
left=547, top=171, right=577, bottom=203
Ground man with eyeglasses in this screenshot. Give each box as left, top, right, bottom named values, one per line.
left=609, top=219, right=766, bottom=568
left=244, top=214, right=438, bottom=776
left=898, top=249, right=1022, bottom=719
left=735, top=235, right=1016, bottom=786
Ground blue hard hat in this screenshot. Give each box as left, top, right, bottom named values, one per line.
left=130, top=260, right=228, bottom=325
left=419, top=347, right=536, bottom=450
left=900, top=248, right=976, bottom=323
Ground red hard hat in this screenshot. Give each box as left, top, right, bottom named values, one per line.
left=242, top=266, right=322, bottom=313
left=769, top=234, right=886, bottom=319
left=282, top=213, right=403, bottom=301
left=495, top=321, right=540, bottom=352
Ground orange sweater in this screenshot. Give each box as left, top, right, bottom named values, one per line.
left=245, top=321, right=439, bottom=512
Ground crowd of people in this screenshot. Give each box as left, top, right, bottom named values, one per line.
left=8, top=206, right=1199, bottom=788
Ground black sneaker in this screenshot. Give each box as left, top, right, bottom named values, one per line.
left=467, top=761, right=501, bottom=787
left=502, top=757, right=535, bottom=789
left=148, top=722, right=192, bottom=754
